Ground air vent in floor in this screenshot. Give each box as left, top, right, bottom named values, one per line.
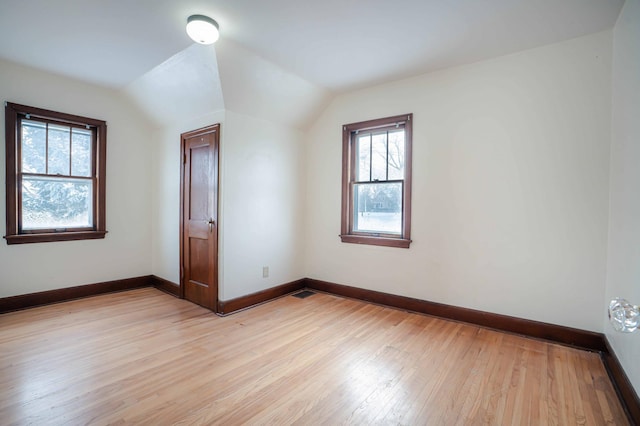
left=292, top=290, right=316, bottom=299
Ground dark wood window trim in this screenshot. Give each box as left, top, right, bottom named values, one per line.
left=340, top=114, right=413, bottom=248
left=4, top=102, right=107, bottom=244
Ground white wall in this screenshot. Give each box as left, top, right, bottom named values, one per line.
left=126, top=41, right=317, bottom=300
left=152, top=110, right=304, bottom=300
left=220, top=110, right=305, bottom=300
left=150, top=109, right=306, bottom=301
left=150, top=111, right=226, bottom=284
left=0, top=59, right=153, bottom=297
left=124, top=44, right=227, bottom=286
left=305, top=31, right=612, bottom=332
left=606, top=0, right=640, bottom=395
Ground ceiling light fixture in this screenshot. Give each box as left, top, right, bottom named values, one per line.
left=186, top=14, right=219, bottom=44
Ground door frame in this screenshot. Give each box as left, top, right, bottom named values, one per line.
left=179, top=123, right=220, bottom=312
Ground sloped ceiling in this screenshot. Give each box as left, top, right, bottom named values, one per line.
left=124, top=40, right=331, bottom=130
left=214, top=39, right=331, bottom=130
left=0, top=0, right=625, bottom=130
left=215, top=0, right=625, bottom=92
left=125, top=44, right=225, bottom=128
left=0, top=0, right=625, bottom=92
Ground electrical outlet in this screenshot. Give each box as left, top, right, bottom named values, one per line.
left=262, top=266, right=269, bottom=278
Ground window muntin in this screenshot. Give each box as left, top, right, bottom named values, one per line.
left=5, top=102, right=107, bottom=244
left=341, top=114, right=412, bottom=248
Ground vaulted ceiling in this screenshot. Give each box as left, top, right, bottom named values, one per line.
left=0, top=0, right=625, bottom=129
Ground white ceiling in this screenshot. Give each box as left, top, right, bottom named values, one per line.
left=0, top=0, right=625, bottom=92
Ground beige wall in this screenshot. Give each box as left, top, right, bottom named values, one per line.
left=0, top=59, right=154, bottom=296
left=304, top=31, right=613, bottom=332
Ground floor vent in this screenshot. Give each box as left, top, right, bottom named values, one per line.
left=292, top=290, right=316, bottom=299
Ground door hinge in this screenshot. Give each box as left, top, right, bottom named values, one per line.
left=183, top=153, right=187, bottom=164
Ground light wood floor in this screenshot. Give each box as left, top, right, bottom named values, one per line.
left=0, top=288, right=628, bottom=425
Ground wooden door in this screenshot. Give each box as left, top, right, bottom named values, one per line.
left=180, top=124, right=219, bottom=311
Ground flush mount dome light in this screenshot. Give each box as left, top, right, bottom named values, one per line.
left=186, top=14, right=219, bottom=44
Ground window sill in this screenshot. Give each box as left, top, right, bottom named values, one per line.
left=340, top=234, right=411, bottom=248
left=4, top=231, right=107, bottom=245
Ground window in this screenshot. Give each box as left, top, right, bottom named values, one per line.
left=4, top=102, right=107, bottom=244
left=340, top=114, right=413, bottom=248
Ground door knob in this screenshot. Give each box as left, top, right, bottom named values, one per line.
left=208, top=218, right=215, bottom=232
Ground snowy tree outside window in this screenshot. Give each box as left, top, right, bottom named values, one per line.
left=21, top=120, right=93, bottom=230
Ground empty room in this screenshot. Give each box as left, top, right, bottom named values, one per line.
left=1, top=0, right=639, bottom=424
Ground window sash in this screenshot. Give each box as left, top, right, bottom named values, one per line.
left=17, top=115, right=97, bottom=232
left=19, top=174, right=95, bottom=233
left=351, top=181, right=404, bottom=236
left=19, top=117, right=95, bottom=179
left=350, top=125, right=407, bottom=236
left=354, top=125, right=406, bottom=184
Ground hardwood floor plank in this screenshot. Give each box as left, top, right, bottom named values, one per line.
left=0, top=288, right=629, bottom=425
